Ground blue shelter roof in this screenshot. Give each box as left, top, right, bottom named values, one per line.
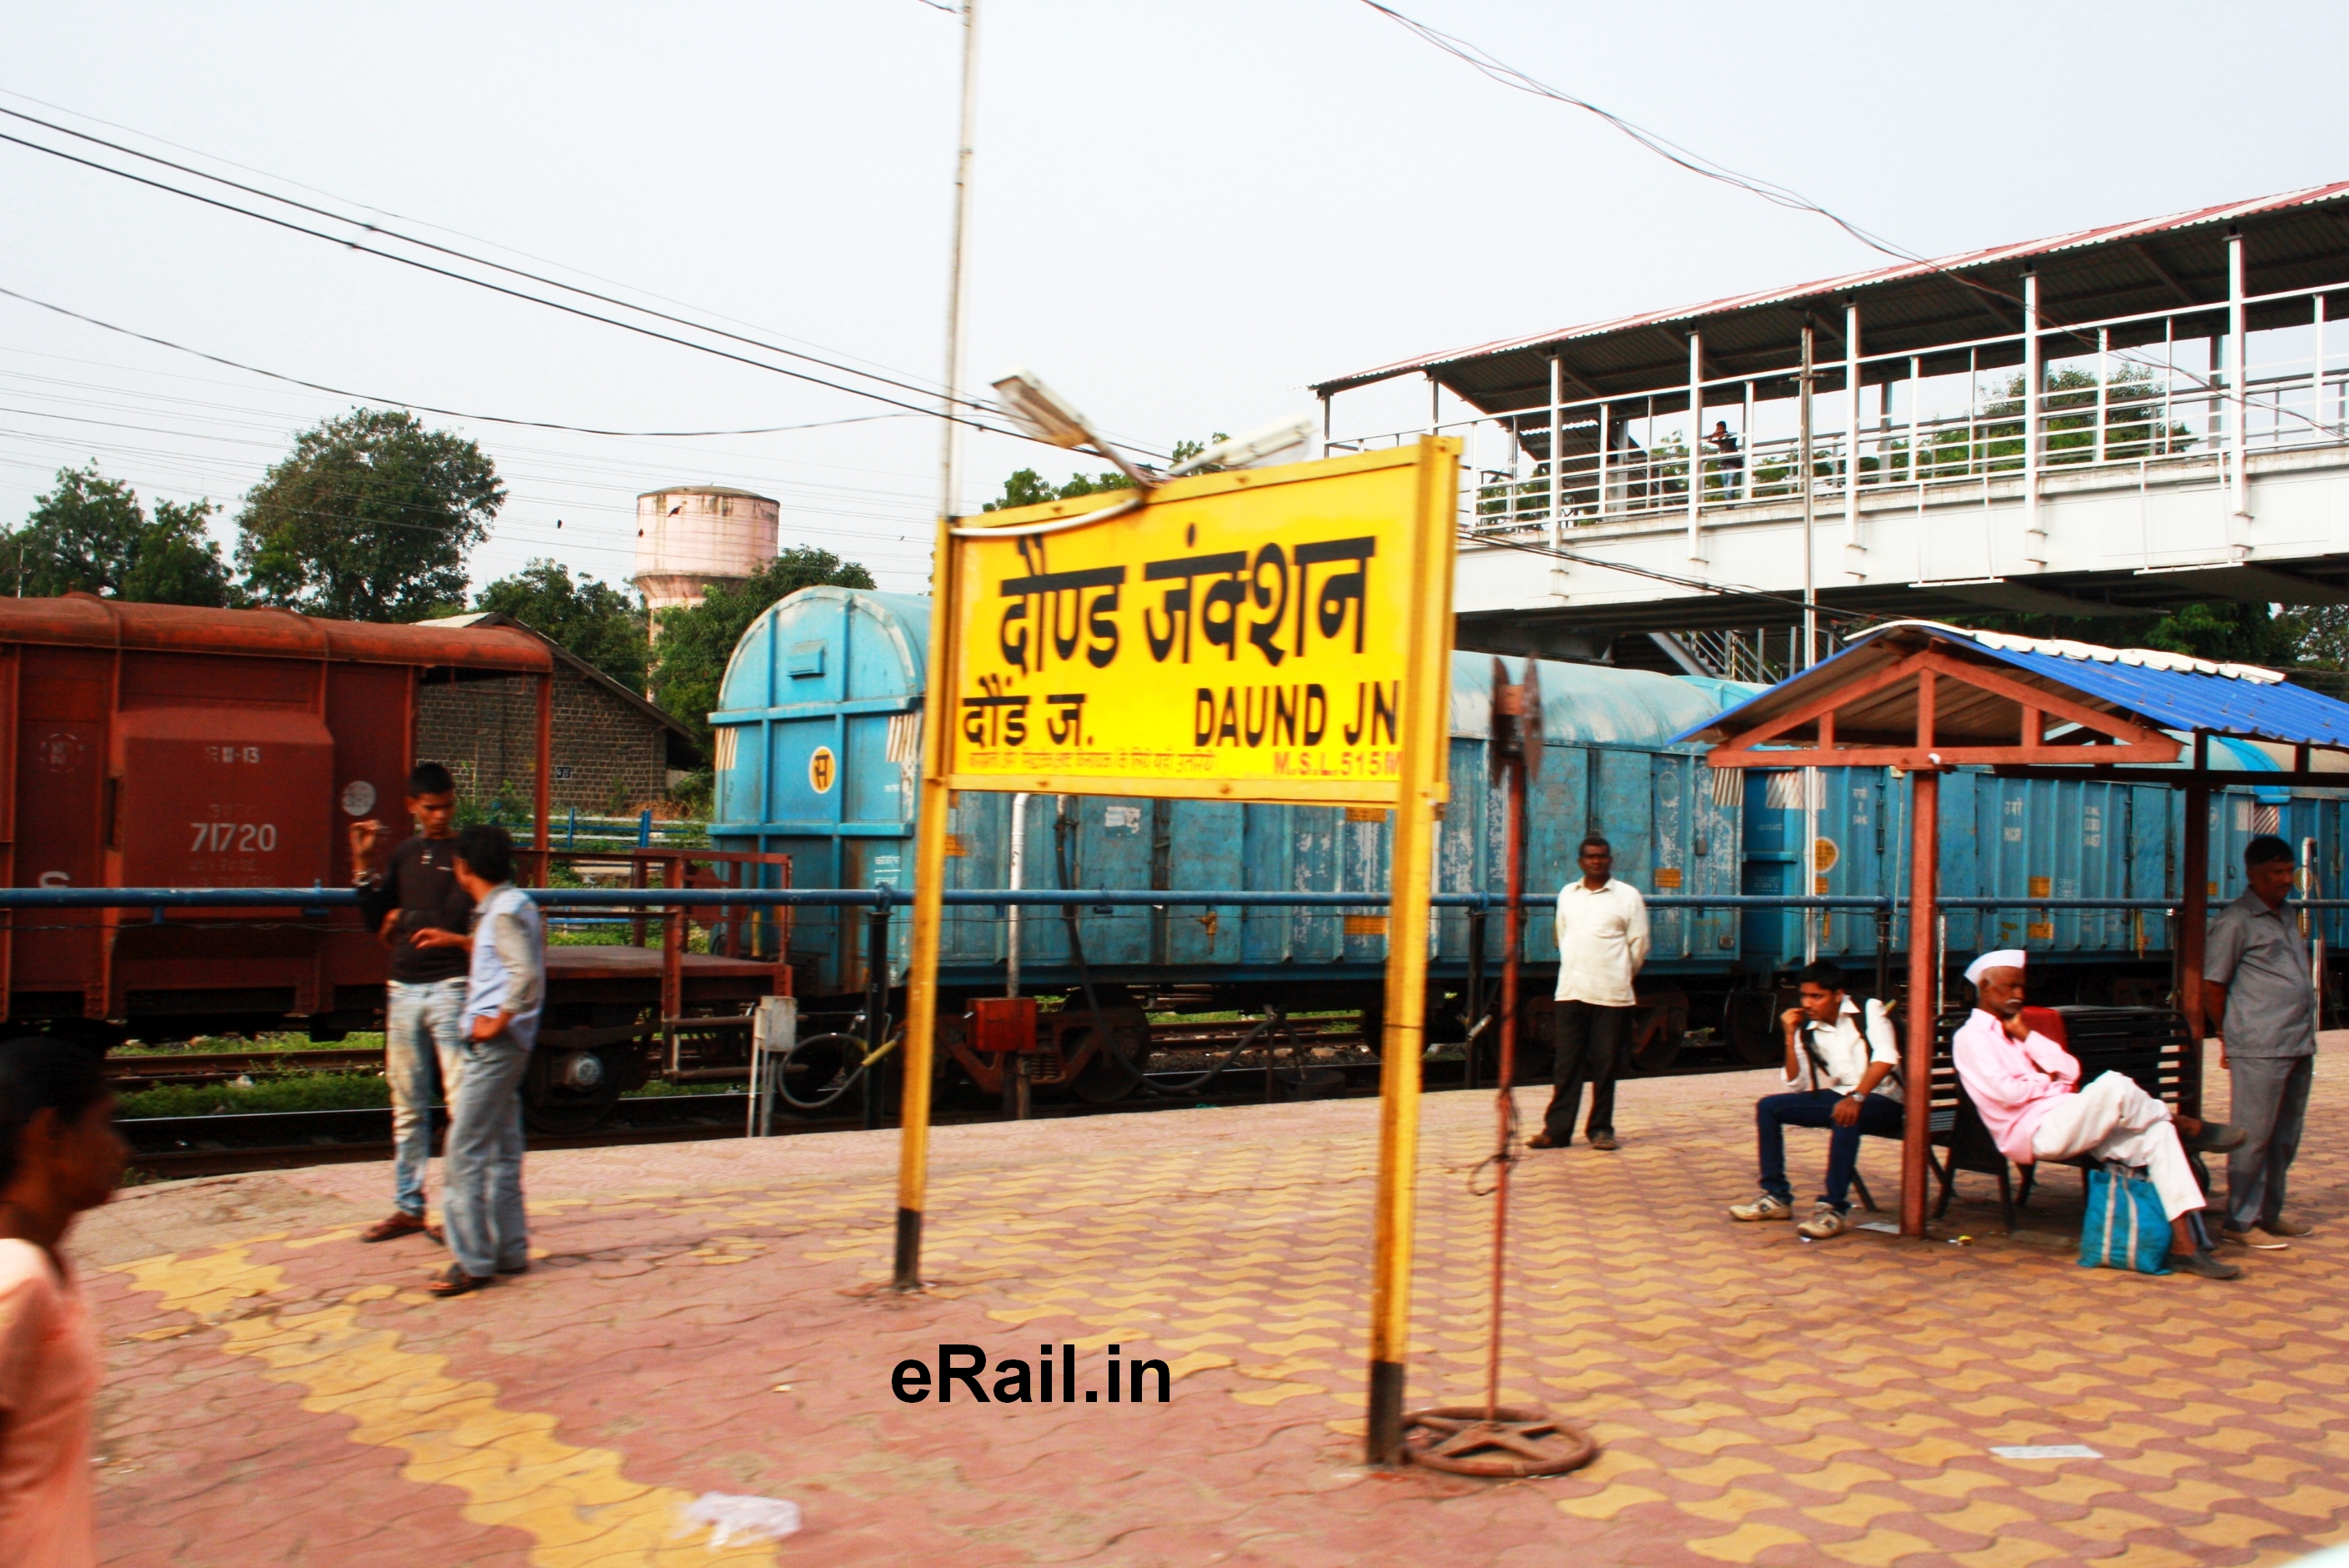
left=1671, top=621, right=2349, bottom=756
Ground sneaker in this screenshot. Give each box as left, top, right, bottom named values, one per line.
left=2170, top=1249, right=2243, bottom=1280
left=2258, top=1216, right=2313, bottom=1238
left=1797, top=1206, right=1849, bottom=1240
left=1587, top=1133, right=1620, bottom=1151
left=1729, top=1193, right=1794, bottom=1222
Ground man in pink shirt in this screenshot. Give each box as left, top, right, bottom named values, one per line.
left=1950, top=950, right=2241, bottom=1279
left=0, top=1038, right=125, bottom=1566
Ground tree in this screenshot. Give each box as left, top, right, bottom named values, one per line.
left=236, top=408, right=504, bottom=622
left=978, top=437, right=1225, bottom=512
left=3, top=465, right=234, bottom=606
left=650, top=545, right=876, bottom=748
left=473, top=560, right=649, bottom=690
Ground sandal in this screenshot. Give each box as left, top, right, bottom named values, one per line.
left=427, top=1267, right=494, bottom=1298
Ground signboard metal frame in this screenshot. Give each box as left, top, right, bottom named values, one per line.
left=892, top=435, right=1460, bottom=1470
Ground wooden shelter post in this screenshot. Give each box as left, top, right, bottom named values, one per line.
left=2180, top=771, right=2211, bottom=1119
left=1899, top=765, right=1939, bottom=1239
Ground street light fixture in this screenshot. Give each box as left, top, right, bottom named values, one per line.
left=990, top=368, right=1157, bottom=491
left=1166, top=417, right=1315, bottom=477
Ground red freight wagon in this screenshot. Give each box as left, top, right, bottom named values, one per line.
left=0, top=596, right=785, bottom=1127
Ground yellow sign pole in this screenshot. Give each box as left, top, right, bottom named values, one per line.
left=894, top=510, right=961, bottom=1290
left=1365, top=436, right=1459, bottom=1465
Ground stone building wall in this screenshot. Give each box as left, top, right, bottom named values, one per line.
left=415, top=671, right=677, bottom=814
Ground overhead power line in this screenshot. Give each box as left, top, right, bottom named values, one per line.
left=0, top=128, right=1059, bottom=445
left=0, top=283, right=917, bottom=440
left=0, top=103, right=987, bottom=416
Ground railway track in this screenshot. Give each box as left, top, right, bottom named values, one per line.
left=120, top=1027, right=1763, bottom=1181
left=104, top=1014, right=1379, bottom=1090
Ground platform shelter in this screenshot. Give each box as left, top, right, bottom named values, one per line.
left=1674, top=619, right=2349, bottom=1235
left=1314, top=183, right=2349, bottom=673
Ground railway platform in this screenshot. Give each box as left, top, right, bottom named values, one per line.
left=75, top=1047, right=2349, bottom=1567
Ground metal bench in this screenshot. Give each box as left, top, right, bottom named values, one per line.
left=1845, top=1006, right=2191, bottom=1233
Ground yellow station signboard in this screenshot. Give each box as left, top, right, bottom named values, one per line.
left=940, top=440, right=1460, bottom=806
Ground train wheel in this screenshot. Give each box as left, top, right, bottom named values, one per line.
left=524, top=1048, right=624, bottom=1134
left=1069, top=1017, right=1151, bottom=1103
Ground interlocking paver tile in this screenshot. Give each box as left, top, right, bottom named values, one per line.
left=68, top=1041, right=2349, bottom=1565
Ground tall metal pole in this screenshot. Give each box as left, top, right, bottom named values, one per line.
left=1799, top=324, right=1820, bottom=962
left=1364, top=437, right=1459, bottom=1466
left=1800, top=325, right=1817, bottom=668
left=1686, top=331, right=1704, bottom=569
left=2024, top=273, right=2045, bottom=567
left=2228, top=231, right=2250, bottom=526
left=936, top=0, right=979, bottom=531
left=1485, top=680, right=1529, bottom=1425
left=896, top=0, right=979, bottom=1294
left=1843, top=302, right=1862, bottom=574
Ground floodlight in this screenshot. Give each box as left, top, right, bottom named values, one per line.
left=990, top=366, right=1156, bottom=491
left=991, top=369, right=1095, bottom=450
left=1167, top=417, right=1315, bottom=477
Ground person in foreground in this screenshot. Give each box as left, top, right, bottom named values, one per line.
left=1951, top=950, right=2245, bottom=1279
left=1529, top=835, right=1648, bottom=1152
left=2202, top=834, right=2318, bottom=1246
left=350, top=761, right=474, bottom=1244
left=411, top=825, right=545, bottom=1297
left=1728, top=959, right=1903, bottom=1239
left=0, top=1038, right=126, bottom=1566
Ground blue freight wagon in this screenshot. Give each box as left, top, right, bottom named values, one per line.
left=710, top=587, right=2345, bottom=1070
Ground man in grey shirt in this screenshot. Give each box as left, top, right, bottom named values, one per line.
left=2203, top=834, right=2318, bottom=1244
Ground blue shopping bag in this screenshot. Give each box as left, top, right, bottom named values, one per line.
left=2080, top=1161, right=2171, bottom=1274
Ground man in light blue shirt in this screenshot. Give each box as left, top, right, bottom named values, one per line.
left=411, top=823, right=545, bottom=1296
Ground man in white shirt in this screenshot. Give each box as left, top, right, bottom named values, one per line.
left=1728, top=960, right=1903, bottom=1239
left=1529, top=835, right=1648, bottom=1152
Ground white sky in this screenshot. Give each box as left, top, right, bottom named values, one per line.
left=3, top=1, right=2346, bottom=598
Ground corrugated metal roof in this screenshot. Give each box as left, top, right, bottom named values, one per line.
left=1316, top=179, right=2349, bottom=400
left=1672, top=620, right=2349, bottom=751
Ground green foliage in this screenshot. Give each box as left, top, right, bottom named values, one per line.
left=115, top=1070, right=393, bottom=1118
left=651, top=545, right=876, bottom=749
left=4, top=465, right=235, bottom=606
left=1942, top=600, right=2304, bottom=667
left=982, top=467, right=1131, bottom=510
left=473, top=559, right=649, bottom=690
left=236, top=408, right=505, bottom=622
left=979, top=436, right=1228, bottom=513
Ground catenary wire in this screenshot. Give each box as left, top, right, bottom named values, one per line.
left=1355, top=0, right=2340, bottom=438
left=0, top=133, right=1098, bottom=452
left=0, top=103, right=991, bottom=418
left=0, top=84, right=957, bottom=405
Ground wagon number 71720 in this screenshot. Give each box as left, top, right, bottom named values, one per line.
left=189, top=822, right=279, bottom=852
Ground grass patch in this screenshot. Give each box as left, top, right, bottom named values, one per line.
left=117, top=1072, right=392, bottom=1118
left=625, top=1078, right=738, bottom=1098
left=115, top=1032, right=386, bottom=1057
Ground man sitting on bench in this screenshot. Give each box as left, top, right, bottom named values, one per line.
left=1729, top=960, right=1903, bottom=1239
left=1951, top=949, right=2244, bottom=1279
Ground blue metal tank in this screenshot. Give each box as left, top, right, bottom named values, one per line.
left=708, top=587, right=1758, bottom=999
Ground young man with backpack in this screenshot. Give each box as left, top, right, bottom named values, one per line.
left=1728, top=960, right=1903, bottom=1239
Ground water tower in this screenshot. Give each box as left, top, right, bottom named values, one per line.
left=634, top=485, right=780, bottom=630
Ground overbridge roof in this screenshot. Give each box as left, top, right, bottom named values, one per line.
left=1315, top=181, right=2349, bottom=413
left=1673, top=621, right=2349, bottom=756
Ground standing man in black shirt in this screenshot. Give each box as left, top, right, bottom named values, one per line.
left=350, top=762, right=475, bottom=1244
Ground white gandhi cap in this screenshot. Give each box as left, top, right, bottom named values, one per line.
left=1964, top=949, right=2026, bottom=988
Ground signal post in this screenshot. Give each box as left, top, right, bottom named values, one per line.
left=896, top=437, right=1461, bottom=1467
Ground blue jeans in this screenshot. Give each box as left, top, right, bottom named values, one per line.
left=385, top=977, right=469, bottom=1217
left=1757, top=1089, right=1904, bottom=1212
left=444, top=1035, right=531, bottom=1279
